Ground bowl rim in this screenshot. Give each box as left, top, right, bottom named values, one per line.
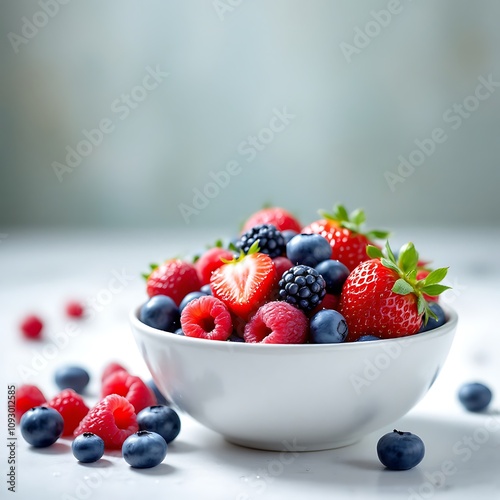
left=130, top=303, right=458, bottom=351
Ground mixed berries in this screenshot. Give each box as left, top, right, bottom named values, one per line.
left=139, top=203, right=451, bottom=345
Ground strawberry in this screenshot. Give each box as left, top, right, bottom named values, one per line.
left=145, top=259, right=201, bottom=306
left=195, top=242, right=235, bottom=285
left=302, top=204, right=389, bottom=271
left=210, top=241, right=278, bottom=320
left=340, top=242, right=450, bottom=341
left=242, top=207, right=302, bottom=234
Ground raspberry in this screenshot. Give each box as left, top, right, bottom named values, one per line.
left=74, top=394, right=138, bottom=449
left=244, top=301, right=309, bottom=344
left=101, top=362, right=128, bottom=383
left=20, top=315, right=43, bottom=339
left=65, top=301, right=85, bottom=318
left=102, top=371, right=156, bottom=413
left=180, top=296, right=232, bottom=341
left=195, top=247, right=235, bottom=285
left=15, top=385, right=46, bottom=422
left=309, top=293, right=340, bottom=317
left=47, top=389, right=90, bottom=436
left=237, top=224, right=285, bottom=258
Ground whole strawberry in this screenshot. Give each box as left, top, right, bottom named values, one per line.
left=302, top=204, right=388, bottom=271
left=242, top=207, right=302, bottom=234
left=210, top=241, right=278, bottom=321
left=145, top=259, right=201, bottom=306
left=340, top=242, right=450, bottom=341
left=195, top=242, right=235, bottom=286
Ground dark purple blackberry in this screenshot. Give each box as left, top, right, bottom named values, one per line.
left=278, top=265, right=326, bottom=312
left=237, top=224, right=285, bottom=258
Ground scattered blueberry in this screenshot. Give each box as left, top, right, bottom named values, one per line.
left=286, top=234, right=331, bottom=267
left=147, top=379, right=170, bottom=405
left=419, top=303, right=446, bottom=332
left=356, top=335, right=381, bottom=342
left=237, top=224, right=285, bottom=258
left=122, top=430, right=167, bottom=469
left=20, top=406, right=64, bottom=448
left=179, top=291, right=208, bottom=313
left=278, top=265, right=326, bottom=312
left=140, top=295, right=180, bottom=332
left=200, top=284, right=212, bottom=295
left=310, top=310, right=348, bottom=344
left=377, top=429, right=425, bottom=470
left=458, top=382, right=493, bottom=412
left=174, top=328, right=184, bottom=336
left=137, top=405, right=181, bottom=444
left=55, top=365, right=90, bottom=394
left=281, top=230, right=298, bottom=245
left=315, top=259, right=350, bottom=295
left=72, top=432, right=105, bottom=463
left=228, top=333, right=245, bottom=342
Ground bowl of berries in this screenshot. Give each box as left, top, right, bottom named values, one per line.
left=129, top=205, right=458, bottom=451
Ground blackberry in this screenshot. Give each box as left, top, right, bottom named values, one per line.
left=237, top=224, right=285, bottom=258
left=278, top=265, right=326, bottom=312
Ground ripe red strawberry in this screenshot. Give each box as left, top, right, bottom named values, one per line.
left=302, top=204, right=388, bottom=271
left=242, top=207, right=302, bottom=234
left=340, top=242, right=450, bottom=341
left=47, top=389, right=89, bottom=436
left=210, top=242, right=278, bottom=320
left=15, top=385, right=46, bottom=422
left=101, top=361, right=128, bottom=383
left=195, top=244, right=235, bottom=285
left=101, top=371, right=156, bottom=413
left=74, top=394, right=138, bottom=449
left=244, top=301, right=308, bottom=344
left=145, top=259, right=201, bottom=306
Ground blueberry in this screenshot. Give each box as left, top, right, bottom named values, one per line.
left=179, top=291, right=208, bottom=313
left=137, top=405, right=181, bottom=444
left=140, top=295, right=180, bottom=332
left=458, top=382, right=492, bottom=412
left=147, top=379, right=170, bottom=405
left=286, top=234, right=331, bottom=267
left=228, top=333, right=245, bottom=342
left=356, top=335, right=381, bottom=342
left=122, top=430, right=167, bottom=469
left=315, top=259, right=350, bottom=294
left=281, top=230, right=298, bottom=245
left=419, top=303, right=446, bottom=332
left=200, top=284, right=212, bottom=295
left=20, top=406, right=64, bottom=448
left=72, top=432, right=105, bottom=463
left=55, top=365, right=90, bottom=393
left=310, top=309, right=348, bottom=344
left=377, top=430, right=425, bottom=470
left=174, top=328, right=184, bottom=336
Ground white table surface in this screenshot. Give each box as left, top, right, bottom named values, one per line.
left=1, top=226, right=499, bottom=500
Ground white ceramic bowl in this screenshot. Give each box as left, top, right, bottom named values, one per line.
left=129, top=305, right=458, bottom=451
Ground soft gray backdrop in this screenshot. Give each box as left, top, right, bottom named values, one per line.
left=1, top=0, right=499, bottom=229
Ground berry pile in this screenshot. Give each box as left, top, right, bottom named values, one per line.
left=140, top=204, right=451, bottom=344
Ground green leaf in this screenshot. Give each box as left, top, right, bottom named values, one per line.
left=421, top=284, right=451, bottom=296
left=192, top=254, right=200, bottom=263
left=367, top=245, right=384, bottom=259
left=392, top=278, right=414, bottom=295
left=350, top=208, right=366, bottom=227
left=228, top=242, right=239, bottom=252
left=149, top=263, right=159, bottom=271
left=367, top=230, right=390, bottom=240
left=406, top=268, right=417, bottom=281
left=398, top=242, right=419, bottom=274
left=332, top=204, right=349, bottom=222
left=381, top=258, right=400, bottom=274
left=384, top=241, right=397, bottom=264
left=422, top=267, right=448, bottom=285
left=215, top=239, right=223, bottom=248
left=417, top=296, right=426, bottom=315
left=341, top=221, right=359, bottom=233
left=248, top=240, right=260, bottom=254
left=141, top=272, right=150, bottom=280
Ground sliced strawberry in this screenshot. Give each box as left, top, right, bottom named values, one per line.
left=210, top=242, right=278, bottom=320
left=242, top=207, right=302, bottom=234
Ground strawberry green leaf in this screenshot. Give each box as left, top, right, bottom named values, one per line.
left=215, top=239, right=223, bottom=248
left=350, top=208, right=366, bottom=226
left=192, top=254, right=200, bottom=264
left=384, top=241, right=397, bottom=264
left=422, top=267, right=448, bottom=285
left=366, top=230, right=390, bottom=240
left=398, top=242, right=419, bottom=274
left=392, top=278, right=414, bottom=295
left=149, top=263, right=159, bottom=271
left=381, top=258, right=401, bottom=274
left=248, top=240, right=260, bottom=255
left=367, top=245, right=384, bottom=259
left=333, top=204, right=350, bottom=222
left=420, top=284, right=451, bottom=296
left=141, top=272, right=150, bottom=280
left=341, top=221, right=359, bottom=233
left=228, top=242, right=239, bottom=253
left=417, top=296, right=426, bottom=315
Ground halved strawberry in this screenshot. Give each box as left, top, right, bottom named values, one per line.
left=210, top=242, right=278, bottom=320
left=242, top=207, right=302, bottom=234
left=302, top=204, right=388, bottom=271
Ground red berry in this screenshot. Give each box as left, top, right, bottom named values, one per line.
left=74, top=394, right=138, bottom=449
left=20, top=315, right=43, bottom=339
left=101, top=371, right=156, bottom=413
left=146, top=259, right=201, bottom=306
left=47, top=389, right=89, bottom=436
left=244, top=301, right=308, bottom=344
left=101, top=362, right=128, bottom=383
left=65, top=301, right=85, bottom=318
left=310, top=293, right=340, bottom=316
left=195, top=247, right=234, bottom=285
left=273, top=256, right=294, bottom=280
left=15, top=385, right=46, bottom=422
left=242, top=207, right=302, bottom=234
left=181, top=296, right=232, bottom=341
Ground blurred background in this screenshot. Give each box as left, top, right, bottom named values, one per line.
left=1, top=0, right=499, bottom=230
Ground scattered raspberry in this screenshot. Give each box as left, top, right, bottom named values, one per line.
left=101, top=362, right=128, bottom=383
left=273, top=256, right=294, bottom=280
left=310, top=293, right=340, bottom=316
left=65, top=301, right=85, bottom=318
left=74, top=394, right=138, bottom=449
left=47, top=389, right=89, bottom=436
left=101, top=371, right=156, bottom=413
left=244, top=301, right=309, bottom=344
left=195, top=247, right=234, bottom=285
left=20, top=315, right=43, bottom=339
left=15, top=385, right=46, bottom=422
left=181, top=296, right=233, bottom=341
